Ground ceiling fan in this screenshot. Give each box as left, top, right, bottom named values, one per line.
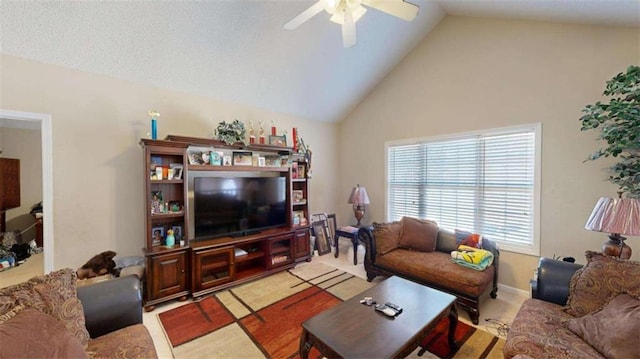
left=284, top=0, right=419, bottom=48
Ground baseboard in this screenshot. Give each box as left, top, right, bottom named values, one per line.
left=497, top=283, right=529, bottom=298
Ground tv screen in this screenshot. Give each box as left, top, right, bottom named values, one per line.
left=194, top=176, right=287, bottom=239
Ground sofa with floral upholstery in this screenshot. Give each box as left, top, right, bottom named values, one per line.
left=504, top=252, right=640, bottom=359
left=359, top=216, right=500, bottom=324
left=0, top=268, right=157, bottom=358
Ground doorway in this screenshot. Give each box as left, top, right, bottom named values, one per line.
left=0, top=109, right=53, bottom=274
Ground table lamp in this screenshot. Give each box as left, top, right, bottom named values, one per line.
left=584, top=194, right=640, bottom=259
left=348, top=184, right=370, bottom=226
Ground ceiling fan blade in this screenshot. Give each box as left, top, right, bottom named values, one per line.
left=284, top=1, right=326, bottom=30
left=342, top=4, right=356, bottom=48
left=362, top=0, right=418, bottom=21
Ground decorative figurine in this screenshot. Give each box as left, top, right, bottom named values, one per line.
left=249, top=121, right=256, bottom=144
left=165, top=229, right=175, bottom=247
left=148, top=110, right=160, bottom=140
left=259, top=121, right=266, bottom=144
left=292, top=127, right=298, bottom=151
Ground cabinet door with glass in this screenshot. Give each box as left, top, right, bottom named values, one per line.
left=192, top=246, right=235, bottom=295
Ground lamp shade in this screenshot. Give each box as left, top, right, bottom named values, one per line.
left=585, top=197, right=640, bottom=236
left=348, top=184, right=370, bottom=205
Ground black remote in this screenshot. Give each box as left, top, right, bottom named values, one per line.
left=385, top=302, right=403, bottom=314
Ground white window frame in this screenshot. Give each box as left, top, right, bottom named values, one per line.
left=385, top=123, right=541, bottom=256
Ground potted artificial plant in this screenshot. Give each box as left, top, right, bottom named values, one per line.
left=215, top=119, right=247, bottom=145
left=579, top=65, right=640, bottom=197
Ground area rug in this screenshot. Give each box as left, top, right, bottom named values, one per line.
left=158, top=262, right=504, bottom=358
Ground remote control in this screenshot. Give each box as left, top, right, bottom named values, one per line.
left=385, top=302, right=403, bottom=314
left=375, top=304, right=398, bottom=317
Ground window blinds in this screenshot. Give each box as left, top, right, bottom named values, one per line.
left=387, top=127, right=537, bottom=251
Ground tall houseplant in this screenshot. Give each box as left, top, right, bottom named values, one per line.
left=579, top=65, right=640, bottom=197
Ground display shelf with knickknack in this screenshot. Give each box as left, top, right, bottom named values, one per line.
left=141, top=134, right=312, bottom=308
left=140, top=139, right=191, bottom=311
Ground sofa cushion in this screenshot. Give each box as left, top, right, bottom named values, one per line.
left=398, top=217, right=438, bottom=252
left=373, top=221, right=402, bottom=255
left=504, top=298, right=603, bottom=359
left=566, top=293, right=640, bottom=359
left=0, top=268, right=91, bottom=347
left=0, top=308, right=88, bottom=358
left=566, top=251, right=640, bottom=317
left=436, top=228, right=458, bottom=253
left=86, top=323, right=158, bottom=359
left=375, top=249, right=493, bottom=297
left=455, top=229, right=482, bottom=248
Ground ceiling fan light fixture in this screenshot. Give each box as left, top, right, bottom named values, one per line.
left=330, top=5, right=366, bottom=25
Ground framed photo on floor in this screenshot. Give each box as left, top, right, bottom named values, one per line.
left=326, top=213, right=337, bottom=244
left=312, top=220, right=331, bottom=256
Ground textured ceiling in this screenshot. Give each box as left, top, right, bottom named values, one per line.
left=1, top=1, right=638, bottom=123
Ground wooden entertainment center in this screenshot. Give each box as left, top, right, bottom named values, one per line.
left=141, top=135, right=311, bottom=311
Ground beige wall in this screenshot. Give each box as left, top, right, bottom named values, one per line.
left=339, top=17, right=640, bottom=290
left=0, top=127, right=42, bottom=241
left=0, top=54, right=338, bottom=269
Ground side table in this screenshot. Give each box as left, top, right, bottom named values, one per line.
left=334, top=225, right=370, bottom=265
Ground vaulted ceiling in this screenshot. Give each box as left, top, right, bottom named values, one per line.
left=1, top=1, right=638, bottom=123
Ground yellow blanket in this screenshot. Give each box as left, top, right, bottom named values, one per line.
left=451, top=245, right=494, bottom=271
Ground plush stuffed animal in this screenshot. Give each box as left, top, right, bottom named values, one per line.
left=76, top=250, right=117, bottom=279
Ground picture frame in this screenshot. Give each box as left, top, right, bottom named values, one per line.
left=292, top=190, right=304, bottom=203
left=223, top=155, right=232, bottom=166
left=298, top=163, right=307, bottom=179
left=327, top=213, right=337, bottom=245
left=312, top=220, right=331, bottom=256
left=170, top=163, right=183, bottom=180
left=258, top=157, right=266, bottom=167
left=171, top=225, right=183, bottom=241
left=151, top=191, right=163, bottom=214
left=264, top=155, right=281, bottom=167
left=233, top=151, right=253, bottom=166
left=188, top=150, right=205, bottom=165
left=151, top=226, right=164, bottom=246
left=210, top=151, right=223, bottom=166
left=269, top=135, right=286, bottom=147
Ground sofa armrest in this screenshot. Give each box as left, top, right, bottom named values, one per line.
left=358, top=226, right=377, bottom=262
left=532, top=257, right=582, bottom=305
left=76, top=275, right=143, bottom=338
left=480, top=237, right=500, bottom=296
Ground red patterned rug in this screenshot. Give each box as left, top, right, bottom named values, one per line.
left=158, top=263, right=503, bottom=358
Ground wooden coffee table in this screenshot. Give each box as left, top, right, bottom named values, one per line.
left=299, top=276, right=458, bottom=358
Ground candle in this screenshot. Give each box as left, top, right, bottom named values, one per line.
left=271, top=125, right=276, bottom=136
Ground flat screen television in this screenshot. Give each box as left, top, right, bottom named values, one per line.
left=193, top=176, right=287, bottom=240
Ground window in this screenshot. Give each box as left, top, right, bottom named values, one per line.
left=386, top=124, right=540, bottom=255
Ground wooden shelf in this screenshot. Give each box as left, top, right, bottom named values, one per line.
left=235, top=250, right=265, bottom=263
left=188, top=164, right=289, bottom=172
left=150, top=211, right=184, bottom=219
left=201, top=261, right=230, bottom=272
left=165, top=135, right=294, bottom=154
left=150, top=179, right=184, bottom=184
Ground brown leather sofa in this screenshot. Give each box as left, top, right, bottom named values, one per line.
left=359, top=217, right=499, bottom=324
left=0, top=268, right=157, bottom=358
left=504, top=252, right=640, bottom=359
